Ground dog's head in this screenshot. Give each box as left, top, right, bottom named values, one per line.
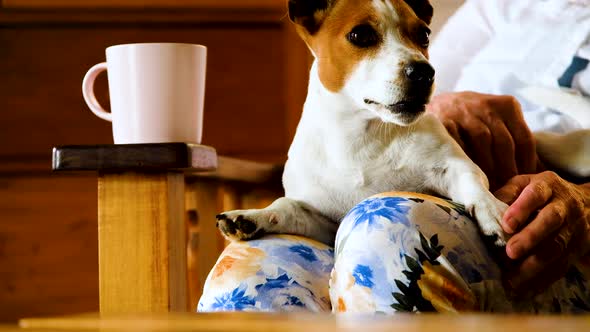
left=289, top=0, right=434, bottom=126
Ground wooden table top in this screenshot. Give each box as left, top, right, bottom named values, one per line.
left=9, top=312, right=590, bottom=332
left=51, top=143, right=284, bottom=185
left=52, top=143, right=218, bottom=172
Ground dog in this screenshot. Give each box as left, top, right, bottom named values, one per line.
left=216, top=0, right=590, bottom=247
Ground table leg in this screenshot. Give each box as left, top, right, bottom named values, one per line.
left=97, top=172, right=187, bottom=313
left=191, top=179, right=223, bottom=300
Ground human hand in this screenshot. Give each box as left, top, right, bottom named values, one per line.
left=494, top=172, right=590, bottom=295
left=427, top=92, right=539, bottom=190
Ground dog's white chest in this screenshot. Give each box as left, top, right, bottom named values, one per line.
left=284, top=133, right=428, bottom=220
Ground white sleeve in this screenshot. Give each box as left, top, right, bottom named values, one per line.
left=429, top=0, right=506, bottom=94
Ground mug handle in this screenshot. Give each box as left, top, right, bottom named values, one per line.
left=82, top=62, right=112, bottom=122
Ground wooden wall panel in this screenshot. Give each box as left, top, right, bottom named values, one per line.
left=1, top=0, right=283, bottom=9
left=0, top=175, right=99, bottom=322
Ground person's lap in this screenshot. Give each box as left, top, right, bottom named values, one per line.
left=197, top=234, right=334, bottom=312
left=198, top=192, right=590, bottom=313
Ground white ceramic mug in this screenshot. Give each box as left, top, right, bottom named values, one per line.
left=82, top=43, right=207, bottom=144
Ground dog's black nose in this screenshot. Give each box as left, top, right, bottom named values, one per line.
left=404, top=61, right=435, bottom=84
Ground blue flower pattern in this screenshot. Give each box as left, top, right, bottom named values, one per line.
left=255, top=273, right=300, bottom=292
left=345, top=197, right=411, bottom=229
left=253, top=273, right=316, bottom=310
left=199, top=235, right=334, bottom=312
left=352, top=264, right=375, bottom=288
left=199, top=194, right=590, bottom=314
left=210, top=285, right=255, bottom=311
left=289, top=245, right=318, bottom=262
left=286, top=296, right=305, bottom=307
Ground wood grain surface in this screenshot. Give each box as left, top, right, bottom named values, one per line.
left=52, top=144, right=217, bottom=172
left=0, top=175, right=99, bottom=322
left=98, top=172, right=187, bottom=313
left=17, top=312, right=590, bottom=332
left=2, top=0, right=282, bottom=9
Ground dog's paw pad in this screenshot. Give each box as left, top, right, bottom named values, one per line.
left=216, top=210, right=266, bottom=241
left=216, top=213, right=238, bottom=236
left=235, top=215, right=258, bottom=234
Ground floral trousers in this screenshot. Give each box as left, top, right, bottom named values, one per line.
left=197, top=192, right=590, bottom=313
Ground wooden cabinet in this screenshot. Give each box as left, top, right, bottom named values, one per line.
left=0, top=0, right=310, bottom=322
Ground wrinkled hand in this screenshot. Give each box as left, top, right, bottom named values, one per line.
left=494, top=171, right=590, bottom=295
left=427, top=92, right=539, bottom=190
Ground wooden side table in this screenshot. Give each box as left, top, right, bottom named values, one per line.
left=52, top=143, right=284, bottom=314
left=52, top=143, right=217, bottom=314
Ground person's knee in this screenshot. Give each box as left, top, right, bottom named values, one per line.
left=331, top=192, right=482, bottom=313
left=198, top=235, right=333, bottom=313
left=336, top=192, right=449, bottom=242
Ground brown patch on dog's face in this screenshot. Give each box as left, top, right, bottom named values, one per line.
left=309, top=0, right=381, bottom=92
left=290, top=0, right=432, bottom=93
left=288, top=0, right=330, bottom=35
left=387, top=0, right=431, bottom=59
left=403, top=0, right=433, bottom=25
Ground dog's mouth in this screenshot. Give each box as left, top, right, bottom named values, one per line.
left=364, top=99, right=426, bottom=114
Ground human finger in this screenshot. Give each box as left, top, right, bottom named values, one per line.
left=507, top=220, right=584, bottom=294
left=489, top=118, right=518, bottom=186
left=570, top=218, right=590, bottom=261
left=502, top=178, right=552, bottom=235
left=442, top=120, right=466, bottom=151
left=494, top=174, right=531, bottom=205
left=506, top=248, right=569, bottom=296
left=495, top=180, right=524, bottom=205
left=506, top=201, right=568, bottom=259
left=462, top=118, right=495, bottom=186
left=496, top=96, right=537, bottom=174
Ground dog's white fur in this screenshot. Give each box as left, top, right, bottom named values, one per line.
left=217, top=0, right=589, bottom=246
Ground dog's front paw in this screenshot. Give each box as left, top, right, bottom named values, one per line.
left=216, top=209, right=274, bottom=241
left=469, top=197, right=510, bottom=247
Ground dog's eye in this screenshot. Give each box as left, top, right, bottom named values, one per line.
left=347, top=24, right=380, bottom=48
left=417, top=27, right=430, bottom=48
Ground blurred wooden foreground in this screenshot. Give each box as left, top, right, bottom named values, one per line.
left=12, top=312, right=590, bottom=332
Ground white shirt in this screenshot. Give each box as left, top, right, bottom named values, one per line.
left=430, top=0, right=590, bottom=133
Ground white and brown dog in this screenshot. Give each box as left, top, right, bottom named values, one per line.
left=216, top=0, right=590, bottom=247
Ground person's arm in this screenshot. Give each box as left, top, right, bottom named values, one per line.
left=495, top=174, right=590, bottom=295
left=429, top=1, right=589, bottom=296
left=427, top=1, right=542, bottom=187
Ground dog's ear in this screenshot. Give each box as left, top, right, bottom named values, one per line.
left=288, top=0, right=330, bottom=34
left=404, top=0, right=433, bottom=25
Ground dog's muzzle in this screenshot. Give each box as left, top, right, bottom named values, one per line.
left=364, top=99, right=426, bottom=114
